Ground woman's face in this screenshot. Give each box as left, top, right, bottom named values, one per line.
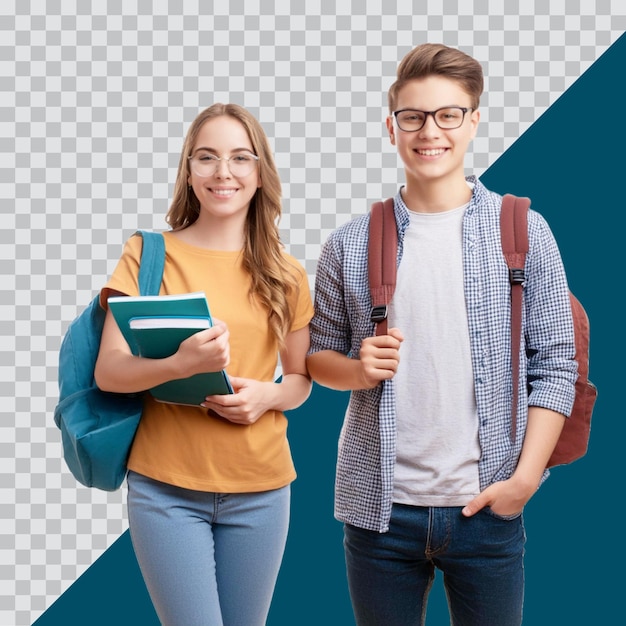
left=187, top=115, right=261, bottom=223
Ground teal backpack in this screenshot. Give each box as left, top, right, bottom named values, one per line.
left=54, top=231, right=165, bottom=491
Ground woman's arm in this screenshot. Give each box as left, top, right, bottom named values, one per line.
left=94, top=307, right=230, bottom=393
left=272, top=324, right=313, bottom=411
left=201, top=325, right=313, bottom=424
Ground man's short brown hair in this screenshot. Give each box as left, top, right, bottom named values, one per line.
left=388, top=43, right=484, bottom=113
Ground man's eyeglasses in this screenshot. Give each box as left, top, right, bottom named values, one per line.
left=188, top=151, right=259, bottom=178
left=392, top=107, right=473, bottom=132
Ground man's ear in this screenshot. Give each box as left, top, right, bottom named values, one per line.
left=386, top=116, right=396, bottom=145
left=469, top=108, right=481, bottom=140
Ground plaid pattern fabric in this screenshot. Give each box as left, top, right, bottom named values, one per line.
left=309, top=177, right=577, bottom=532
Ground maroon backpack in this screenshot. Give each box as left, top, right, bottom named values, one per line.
left=368, top=195, right=596, bottom=468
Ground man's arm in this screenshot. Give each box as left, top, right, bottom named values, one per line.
left=462, top=395, right=567, bottom=518
left=307, top=328, right=404, bottom=391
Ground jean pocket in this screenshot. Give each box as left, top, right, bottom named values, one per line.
left=482, top=506, right=523, bottom=522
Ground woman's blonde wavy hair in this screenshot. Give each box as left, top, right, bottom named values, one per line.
left=166, top=103, right=299, bottom=348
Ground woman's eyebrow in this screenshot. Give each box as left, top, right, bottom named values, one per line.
left=192, top=146, right=254, bottom=154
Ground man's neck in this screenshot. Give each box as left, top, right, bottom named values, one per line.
left=401, top=175, right=473, bottom=214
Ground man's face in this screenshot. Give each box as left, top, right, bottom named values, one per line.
left=386, top=76, right=480, bottom=186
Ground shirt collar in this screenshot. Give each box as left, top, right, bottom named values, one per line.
left=394, top=175, right=482, bottom=224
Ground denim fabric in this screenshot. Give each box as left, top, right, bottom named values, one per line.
left=344, top=504, right=525, bottom=626
left=127, top=471, right=290, bottom=626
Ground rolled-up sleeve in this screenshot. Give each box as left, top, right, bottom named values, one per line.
left=524, top=211, right=577, bottom=417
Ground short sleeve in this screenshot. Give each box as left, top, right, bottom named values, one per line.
left=99, top=234, right=144, bottom=308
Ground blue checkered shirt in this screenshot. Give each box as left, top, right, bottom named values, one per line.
left=309, top=177, right=577, bottom=532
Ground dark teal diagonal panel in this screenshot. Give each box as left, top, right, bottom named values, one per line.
left=480, top=30, right=626, bottom=626
left=35, top=32, right=625, bottom=626
left=32, top=530, right=159, bottom=625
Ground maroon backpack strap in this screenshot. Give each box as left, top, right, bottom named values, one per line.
left=368, top=198, right=397, bottom=336
left=500, top=194, right=531, bottom=443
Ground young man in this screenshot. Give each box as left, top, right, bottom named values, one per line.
left=306, top=44, right=577, bottom=626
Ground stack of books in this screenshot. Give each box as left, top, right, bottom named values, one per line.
left=108, top=291, right=233, bottom=406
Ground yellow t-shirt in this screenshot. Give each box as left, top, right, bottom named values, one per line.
left=101, top=231, right=313, bottom=493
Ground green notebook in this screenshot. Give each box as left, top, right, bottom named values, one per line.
left=108, top=292, right=233, bottom=406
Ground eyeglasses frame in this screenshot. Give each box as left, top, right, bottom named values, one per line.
left=392, top=107, right=474, bottom=132
left=187, top=152, right=260, bottom=177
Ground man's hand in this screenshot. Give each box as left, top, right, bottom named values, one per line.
left=462, top=475, right=538, bottom=518
left=358, top=327, right=404, bottom=388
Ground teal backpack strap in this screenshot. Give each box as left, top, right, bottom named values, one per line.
left=135, top=230, right=165, bottom=296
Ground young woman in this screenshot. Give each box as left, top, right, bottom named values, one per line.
left=95, top=103, right=313, bottom=626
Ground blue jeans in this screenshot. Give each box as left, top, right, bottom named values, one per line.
left=344, top=504, right=525, bottom=626
left=127, top=471, right=290, bottom=626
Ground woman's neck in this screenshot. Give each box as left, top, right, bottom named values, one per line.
left=174, top=214, right=246, bottom=250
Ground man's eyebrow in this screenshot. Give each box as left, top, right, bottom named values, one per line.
left=397, top=104, right=468, bottom=110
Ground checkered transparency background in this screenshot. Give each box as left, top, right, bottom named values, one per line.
left=0, top=0, right=623, bottom=623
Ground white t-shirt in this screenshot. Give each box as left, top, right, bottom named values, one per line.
left=390, top=201, right=481, bottom=506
